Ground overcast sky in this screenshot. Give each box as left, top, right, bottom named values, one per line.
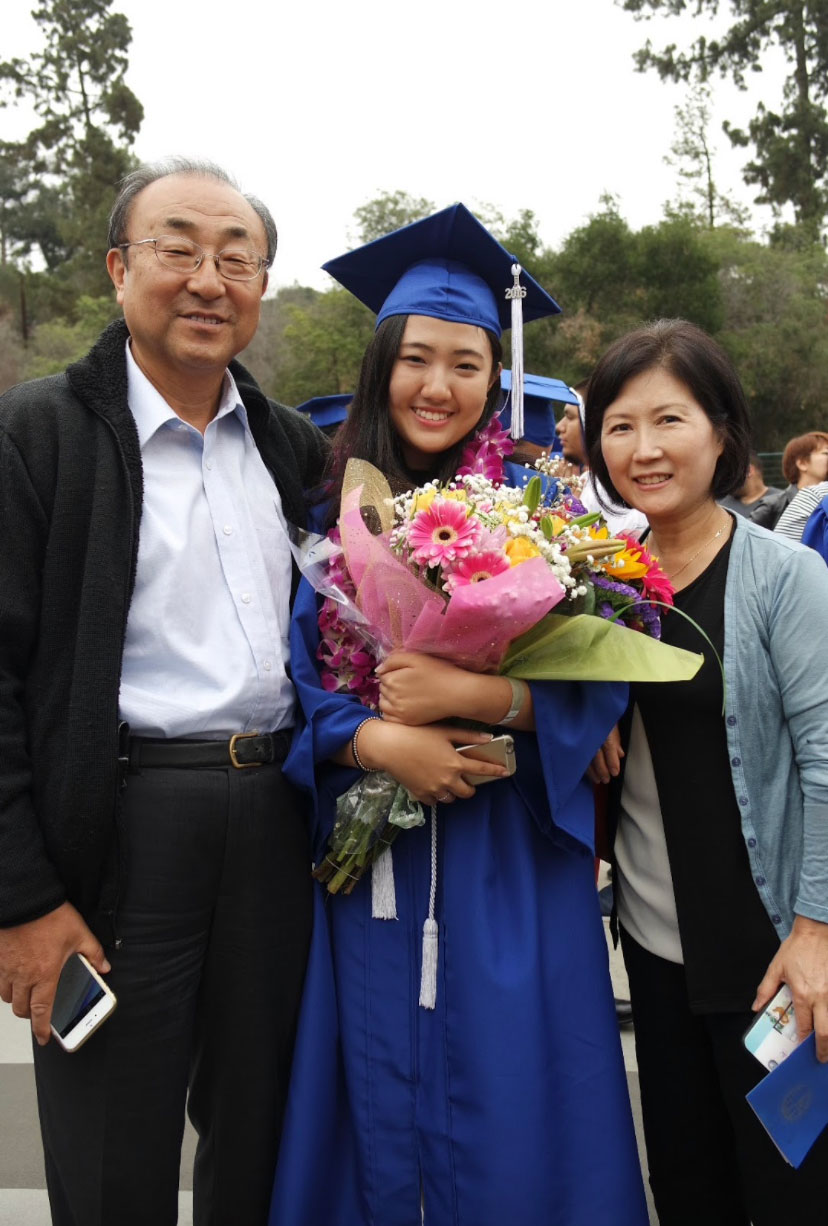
left=5, top=0, right=788, bottom=291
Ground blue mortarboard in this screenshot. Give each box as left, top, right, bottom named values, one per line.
left=296, top=393, right=352, bottom=431
left=322, top=203, right=560, bottom=337
left=322, top=203, right=562, bottom=439
left=498, top=370, right=577, bottom=448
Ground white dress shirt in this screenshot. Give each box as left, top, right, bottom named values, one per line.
left=119, top=342, right=295, bottom=737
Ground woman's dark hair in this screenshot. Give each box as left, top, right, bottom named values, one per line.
left=323, top=314, right=503, bottom=527
left=583, top=318, right=752, bottom=508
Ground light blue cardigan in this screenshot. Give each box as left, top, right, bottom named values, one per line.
left=723, top=514, right=828, bottom=936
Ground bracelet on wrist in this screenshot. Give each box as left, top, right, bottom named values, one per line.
left=352, top=716, right=382, bottom=772
left=499, top=677, right=528, bottom=726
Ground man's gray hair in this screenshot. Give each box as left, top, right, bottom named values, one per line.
left=107, top=156, right=278, bottom=264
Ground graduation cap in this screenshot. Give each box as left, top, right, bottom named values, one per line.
left=498, top=370, right=577, bottom=449
left=322, top=203, right=561, bottom=439
left=296, top=393, right=351, bottom=433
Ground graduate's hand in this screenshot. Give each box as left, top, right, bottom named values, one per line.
left=355, top=720, right=507, bottom=806
left=0, top=902, right=110, bottom=1045
left=377, top=652, right=527, bottom=728
left=587, top=724, right=624, bottom=785
left=376, top=652, right=473, bottom=725
left=752, top=915, right=828, bottom=1063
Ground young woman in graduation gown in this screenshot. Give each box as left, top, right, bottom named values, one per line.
left=268, top=207, right=649, bottom=1226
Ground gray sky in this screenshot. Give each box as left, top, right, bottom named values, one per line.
left=5, top=0, right=787, bottom=290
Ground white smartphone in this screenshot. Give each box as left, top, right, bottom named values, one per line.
left=743, top=983, right=805, bottom=1070
left=456, top=734, right=517, bottom=786
left=50, top=953, right=117, bottom=1052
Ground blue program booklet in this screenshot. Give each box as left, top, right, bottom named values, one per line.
left=746, top=1033, right=828, bottom=1167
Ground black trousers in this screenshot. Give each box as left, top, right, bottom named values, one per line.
left=33, top=762, right=313, bottom=1226
left=621, top=926, right=828, bottom=1226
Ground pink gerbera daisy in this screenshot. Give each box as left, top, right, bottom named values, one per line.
left=443, top=548, right=511, bottom=592
left=408, top=498, right=480, bottom=566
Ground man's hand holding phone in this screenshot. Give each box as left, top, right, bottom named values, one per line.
left=0, top=901, right=111, bottom=1045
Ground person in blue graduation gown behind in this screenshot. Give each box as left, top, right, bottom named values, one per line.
left=269, top=206, right=649, bottom=1226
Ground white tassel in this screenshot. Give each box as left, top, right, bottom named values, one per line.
left=419, top=804, right=439, bottom=1009
left=419, top=918, right=439, bottom=1009
left=371, top=844, right=398, bottom=920
left=507, top=262, right=526, bottom=441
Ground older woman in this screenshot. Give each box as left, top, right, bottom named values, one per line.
left=584, top=319, right=828, bottom=1225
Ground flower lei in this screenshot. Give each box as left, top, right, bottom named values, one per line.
left=316, top=416, right=513, bottom=704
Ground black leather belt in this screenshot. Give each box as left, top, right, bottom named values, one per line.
left=128, top=730, right=291, bottom=771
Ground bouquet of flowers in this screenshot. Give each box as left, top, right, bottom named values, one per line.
left=295, top=418, right=701, bottom=898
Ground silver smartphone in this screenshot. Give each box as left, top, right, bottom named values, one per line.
left=456, top=734, right=516, bottom=786
left=50, top=953, right=117, bottom=1052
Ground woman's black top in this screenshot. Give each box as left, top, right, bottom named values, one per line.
left=630, top=529, right=779, bottom=1012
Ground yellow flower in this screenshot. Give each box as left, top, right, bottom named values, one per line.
left=603, top=545, right=649, bottom=580
left=412, top=488, right=467, bottom=515
left=544, top=514, right=569, bottom=536
left=505, top=537, right=541, bottom=566
left=412, top=489, right=437, bottom=513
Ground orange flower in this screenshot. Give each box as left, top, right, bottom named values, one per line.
left=603, top=545, right=649, bottom=581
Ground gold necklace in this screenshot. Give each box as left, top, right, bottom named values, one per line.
left=652, top=512, right=729, bottom=582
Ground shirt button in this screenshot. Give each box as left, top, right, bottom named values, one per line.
left=726, top=715, right=737, bottom=727
left=748, top=837, right=756, bottom=848
left=264, top=659, right=272, bottom=671
left=205, top=460, right=213, bottom=470
left=223, top=525, right=233, bottom=535
left=772, top=914, right=782, bottom=925
left=731, top=756, right=741, bottom=767
left=738, top=795, right=748, bottom=806
left=241, top=593, right=252, bottom=604
left=755, top=875, right=765, bottom=887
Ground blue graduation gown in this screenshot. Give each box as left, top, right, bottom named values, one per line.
left=269, top=586, right=649, bottom=1226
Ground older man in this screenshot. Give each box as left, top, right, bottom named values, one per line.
left=0, top=158, right=328, bottom=1225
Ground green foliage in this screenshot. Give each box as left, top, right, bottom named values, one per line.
left=537, top=197, right=723, bottom=380
left=0, top=0, right=143, bottom=160
left=0, top=0, right=142, bottom=322
left=702, top=224, right=828, bottom=445
left=19, top=294, right=121, bottom=380
left=665, top=83, right=751, bottom=227
left=238, top=286, right=375, bottom=406
left=618, top=0, right=828, bottom=232
left=352, top=190, right=435, bottom=245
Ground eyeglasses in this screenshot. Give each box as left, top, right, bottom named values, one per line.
left=117, top=235, right=270, bottom=281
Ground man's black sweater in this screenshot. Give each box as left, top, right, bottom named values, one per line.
left=0, top=319, right=328, bottom=931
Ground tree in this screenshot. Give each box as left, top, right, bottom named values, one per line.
left=351, top=190, right=435, bottom=245
left=664, top=83, right=750, bottom=227
left=537, top=198, right=723, bottom=382
left=619, top=0, right=828, bottom=234
left=0, top=0, right=142, bottom=170
left=270, top=290, right=375, bottom=406
left=0, top=0, right=143, bottom=305
left=701, top=222, right=828, bottom=445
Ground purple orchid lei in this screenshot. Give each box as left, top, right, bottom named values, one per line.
left=316, top=415, right=513, bottom=703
